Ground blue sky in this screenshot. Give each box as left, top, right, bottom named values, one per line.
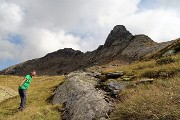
left=0, top=59, right=19, bottom=70
left=0, top=0, right=180, bottom=70
left=139, top=0, right=158, bottom=9
left=8, top=34, right=23, bottom=45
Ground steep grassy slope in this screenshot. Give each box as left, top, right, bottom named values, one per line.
left=102, top=54, right=180, bottom=120
left=0, top=75, right=64, bottom=120
left=0, top=53, right=179, bottom=120
left=145, top=39, right=180, bottom=59
left=111, top=75, right=180, bottom=120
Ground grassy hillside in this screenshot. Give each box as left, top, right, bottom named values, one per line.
left=0, top=54, right=179, bottom=120
left=0, top=75, right=64, bottom=120
left=102, top=54, right=180, bottom=120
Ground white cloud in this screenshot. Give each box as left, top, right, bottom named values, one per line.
left=20, top=28, right=81, bottom=60
left=0, top=40, right=21, bottom=60
left=0, top=0, right=23, bottom=32
left=0, top=0, right=23, bottom=61
left=0, top=0, right=180, bottom=69
left=97, top=0, right=140, bottom=27
left=123, top=9, right=180, bottom=42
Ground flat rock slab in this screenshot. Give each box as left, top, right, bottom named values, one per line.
left=136, top=79, right=154, bottom=85
left=52, top=71, right=112, bottom=120
left=0, top=86, right=18, bottom=103
left=105, top=71, right=124, bottom=79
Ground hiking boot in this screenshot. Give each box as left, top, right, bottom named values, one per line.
left=18, top=107, right=24, bottom=111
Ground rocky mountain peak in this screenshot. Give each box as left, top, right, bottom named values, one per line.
left=0, top=25, right=174, bottom=75
left=104, top=25, right=133, bottom=48
left=112, top=25, right=128, bottom=33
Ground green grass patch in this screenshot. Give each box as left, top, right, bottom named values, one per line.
left=156, top=56, right=176, bottom=65
left=103, top=54, right=180, bottom=79
left=0, top=75, right=64, bottom=120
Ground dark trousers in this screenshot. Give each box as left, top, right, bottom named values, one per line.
left=18, top=89, right=27, bottom=109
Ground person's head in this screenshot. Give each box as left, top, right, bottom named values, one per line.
left=31, top=70, right=36, bottom=76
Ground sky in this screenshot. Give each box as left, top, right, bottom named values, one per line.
left=0, top=0, right=180, bottom=70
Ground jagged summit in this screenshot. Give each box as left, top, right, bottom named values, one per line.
left=104, top=25, right=133, bottom=48
left=0, top=25, right=174, bottom=75
left=112, top=25, right=128, bottom=33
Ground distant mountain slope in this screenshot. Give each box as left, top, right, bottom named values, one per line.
left=145, top=38, right=180, bottom=59
left=0, top=25, right=175, bottom=75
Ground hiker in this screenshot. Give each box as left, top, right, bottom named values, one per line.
left=18, top=70, right=36, bottom=110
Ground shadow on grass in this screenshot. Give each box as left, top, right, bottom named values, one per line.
left=0, top=96, right=20, bottom=117
left=46, top=81, right=64, bottom=103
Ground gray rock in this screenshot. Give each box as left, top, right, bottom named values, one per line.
left=136, top=79, right=154, bottom=85
left=121, top=35, right=172, bottom=59
left=0, top=86, right=18, bottom=103
left=108, top=81, right=126, bottom=95
left=52, top=71, right=112, bottom=120
left=159, top=72, right=169, bottom=78
left=105, top=71, right=124, bottom=79
left=108, top=81, right=125, bottom=90
left=162, top=50, right=176, bottom=56
left=122, top=77, right=131, bottom=81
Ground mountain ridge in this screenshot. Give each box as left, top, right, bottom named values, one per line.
left=0, top=25, right=175, bottom=75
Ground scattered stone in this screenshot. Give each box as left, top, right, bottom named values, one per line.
left=93, top=72, right=104, bottom=78
left=108, top=81, right=126, bottom=95
left=136, top=79, right=154, bottom=85
left=98, top=79, right=127, bottom=97
left=159, top=72, right=169, bottom=78
left=105, top=71, right=124, bottom=79
left=112, top=64, right=118, bottom=66
left=162, top=50, right=176, bottom=57
left=122, top=77, right=131, bottom=81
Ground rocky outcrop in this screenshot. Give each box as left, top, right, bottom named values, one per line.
left=52, top=71, right=112, bottom=120
left=145, top=39, right=180, bottom=59
left=105, top=71, right=124, bottom=79
left=0, top=25, right=175, bottom=75
left=103, top=25, right=133, bottom=50
left=0, top=86, right=18, bottom=103
left=121, top=35, right=156, bottom=59
left=52, top=70, right=158, bottom=120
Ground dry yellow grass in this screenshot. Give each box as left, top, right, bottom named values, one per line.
left=0, top=75, right=64, bottom=120
left=110, top=75, right=180, bottom=120
left=103, top=54, right=180, bottom=79
left=0, top=54, right=179, bottom=120
left=104, top=54, right=180, bottom=120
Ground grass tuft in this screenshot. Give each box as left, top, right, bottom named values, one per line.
left=110, top=75, right=180, bottom=120
left=156, top=56, right=176, bottom=65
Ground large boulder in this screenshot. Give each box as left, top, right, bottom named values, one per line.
left=52, top=71, right=112, bottom=120
left=0, top=86, right=18, bottom=103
